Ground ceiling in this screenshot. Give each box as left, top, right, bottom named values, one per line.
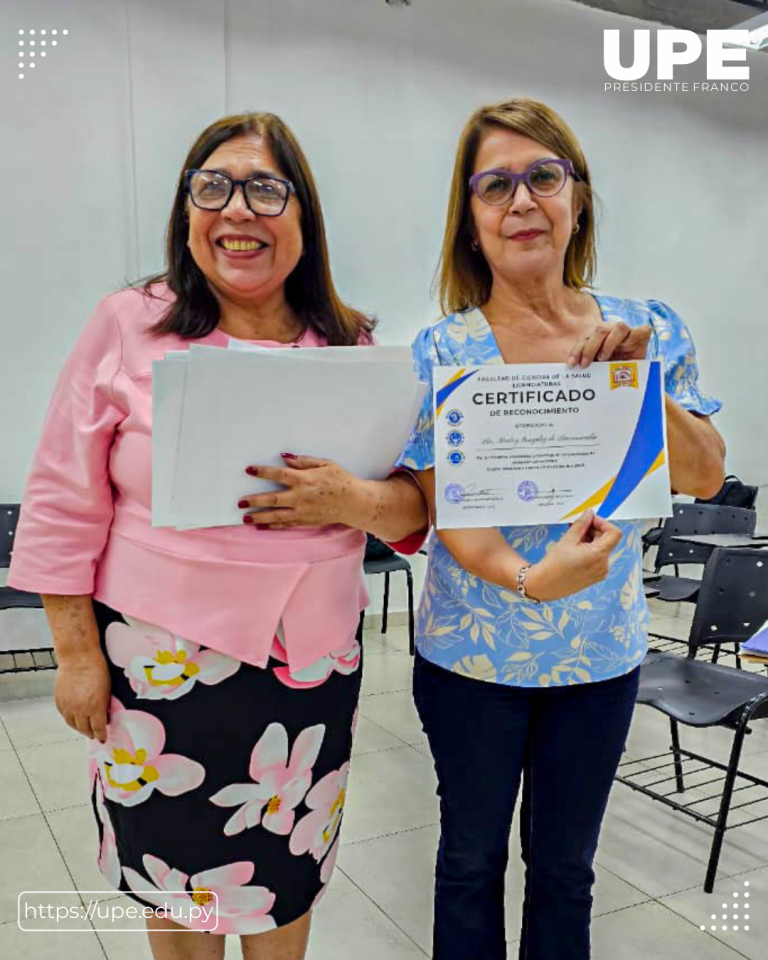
left=569, top=0, right=767, bottom=33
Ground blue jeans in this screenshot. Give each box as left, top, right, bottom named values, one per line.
left=413, top=652, right=640, bottom=960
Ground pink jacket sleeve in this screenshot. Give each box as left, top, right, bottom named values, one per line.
left=7, top=297, right=127, bottom=594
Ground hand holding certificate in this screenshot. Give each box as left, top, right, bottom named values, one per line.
left=434, top=359, right=672, bottom=529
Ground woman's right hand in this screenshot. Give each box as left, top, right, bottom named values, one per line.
left=54, top=649, right=111, bottom=743
left=524, top=510, right=622, bottom=602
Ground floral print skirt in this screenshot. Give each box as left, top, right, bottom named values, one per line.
left=89, top=600, right=363, bottom=935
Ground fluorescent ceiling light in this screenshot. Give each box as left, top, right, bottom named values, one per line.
left=724, top=12, right=768, bottom=50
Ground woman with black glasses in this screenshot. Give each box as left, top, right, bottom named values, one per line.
left=398, top=98, right=725, bottom=959
left=8, top=112, right=427, bottom=960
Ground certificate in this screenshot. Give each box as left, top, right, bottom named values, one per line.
left=152, top=346, right=426, bottom=529
left=434, top=360, right=672, bottom=529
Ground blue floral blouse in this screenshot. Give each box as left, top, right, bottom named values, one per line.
left=397, top=295, right=722, bottom=687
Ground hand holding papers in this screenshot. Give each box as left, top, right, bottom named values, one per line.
left=434, top=359, right=672, bottom=529
left=152, top=344, right=426, bottom=530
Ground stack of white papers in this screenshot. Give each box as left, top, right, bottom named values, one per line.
left=152, top=343, right=426, bottom=529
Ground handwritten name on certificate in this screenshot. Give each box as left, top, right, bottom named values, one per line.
left=434, top=360, right=672, bottom=529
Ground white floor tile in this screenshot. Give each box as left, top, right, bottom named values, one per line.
left=597, top=775, right=768, bottom=897
left=361, top=649, right=414, bottom=697
left=358, top=690, right=426, bottom=746
left=591, top=901, right=746, bottom=960
left=47, top=804, right=122, bottom=904
left=0, top=922, right=106, bottom=959
left=18, top=737, right=92, bottom=813
left=0, top=749, right=39, bottom=820
left=352, top=715, right=408, bottom=757
left=0, top=814, right=80, bottom=925
left=661, top=864, right=767, bottom=960
left=364, top=625, right=412, bottom=655
left=342, top=746, right=438, bottom=845
left=338, top=825, right=438, bottom=952
left=0, top=696, right=80, bottom=749
left=310, top=869, right=426, bottom=959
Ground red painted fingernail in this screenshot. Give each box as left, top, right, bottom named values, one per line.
left=237, top=499, right=249, bottom=509
left=281, top=452, right=297, bottom=460
left=243, top=515, right=254, bottom=524
left=245, top=466, right=258, bottom=476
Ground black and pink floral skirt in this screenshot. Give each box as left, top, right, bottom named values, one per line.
left=89, top=601, right=363, bottom=935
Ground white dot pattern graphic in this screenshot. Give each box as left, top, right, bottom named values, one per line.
left=16, top=27, right=68, bottom=77
left=703, top=882, right=755, bottom=934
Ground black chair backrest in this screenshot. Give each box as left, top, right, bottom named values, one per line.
left=654, top=503, right=757, bottom=572
left=0, top=504, right=21, bottom=569
left=688, top=547, right=768, bottom=650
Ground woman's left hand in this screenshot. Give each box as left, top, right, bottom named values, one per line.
left=568, top=322, right=652, bottom=368
left=238, top=454, right=362, bottom=529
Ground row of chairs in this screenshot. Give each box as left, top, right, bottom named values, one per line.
left=0, top=505, right=417, bottom=673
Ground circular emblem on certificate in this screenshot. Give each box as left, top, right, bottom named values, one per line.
left=447, top=450, right=465, bottom=466
left=447, top=430, right=464, bottom=447
left=517, top=480, right=538, bottom=502
left=444, top=483, right=465, bottom=504
left=446, top=409, right=464, bottom=426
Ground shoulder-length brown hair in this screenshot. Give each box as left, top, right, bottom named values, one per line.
left=141, top=112, right=375, bottom=345
left=438, top=98, right=598, bottom=316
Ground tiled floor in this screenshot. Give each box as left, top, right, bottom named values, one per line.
left=1, top=600, right=767, bottom=959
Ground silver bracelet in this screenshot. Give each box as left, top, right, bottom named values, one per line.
left=517, top=565, right=541, bottom=604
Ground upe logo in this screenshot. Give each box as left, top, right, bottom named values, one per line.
left=604, top=29, right=750, bottom=82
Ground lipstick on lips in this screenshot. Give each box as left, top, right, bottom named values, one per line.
left=509, top=229, right=544, bottom=241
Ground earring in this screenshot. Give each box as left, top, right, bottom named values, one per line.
left=471, top=239, right=480, bottom=251
left=572, top=222, right=580, bottom=235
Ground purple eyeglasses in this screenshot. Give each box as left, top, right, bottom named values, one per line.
left=469, top=158, right=580, bottom=205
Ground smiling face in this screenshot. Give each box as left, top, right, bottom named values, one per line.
left=469, top=127, right=582, bottom=289
left=185, top=134, right=303, bottom=303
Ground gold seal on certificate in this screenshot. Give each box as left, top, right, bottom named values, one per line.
left=433, top=360, right=672, bottom=529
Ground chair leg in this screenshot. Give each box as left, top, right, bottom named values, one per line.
left=382, top=572, right=390, bottom=634
left=704, top=716, right=750, bottom=893
left=406, top=568, right=415, bottom=657
left=734, top=643, right=742, bottom=670
left=670, top=718, right=685, bottom=793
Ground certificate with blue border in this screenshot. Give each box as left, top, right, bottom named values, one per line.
left=433, top=360, right=672, bottom=529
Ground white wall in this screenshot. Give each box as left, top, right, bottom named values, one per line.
left=2, top=0, right=767, bottom=617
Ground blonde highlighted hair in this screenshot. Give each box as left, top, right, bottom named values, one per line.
left=437, top=98, right=597, bottom=316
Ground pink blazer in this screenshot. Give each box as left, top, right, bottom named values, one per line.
left=8, top=284, right=422, bottom=670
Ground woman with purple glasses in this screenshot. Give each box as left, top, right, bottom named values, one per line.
left=397, top=98, right=725, bottom=959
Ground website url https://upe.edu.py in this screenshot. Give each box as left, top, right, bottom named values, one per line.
left=605, top=81, right=750, bottom=92
left=18, top=891, right=219, bottom=932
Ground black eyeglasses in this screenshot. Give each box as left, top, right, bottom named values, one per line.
left=469, top=159, right=580, bottom=206
left=185, top=169, right=294, bottom=217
